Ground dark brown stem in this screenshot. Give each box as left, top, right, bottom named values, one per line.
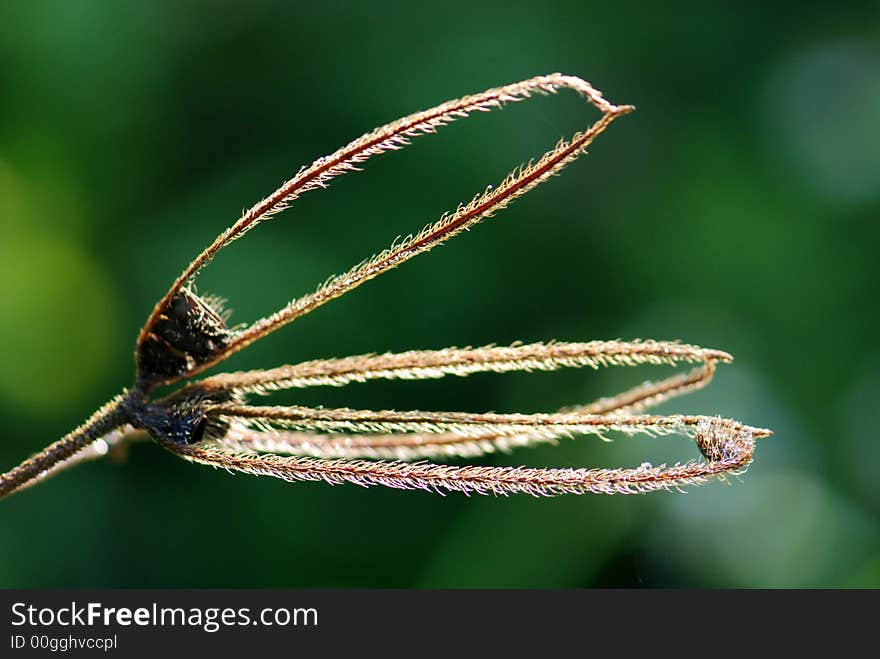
left=0, top=393, right=128, bottom=500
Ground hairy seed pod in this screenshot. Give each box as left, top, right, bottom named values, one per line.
left=136, top=288, right=232, bottom=386
left=0, top=73, right=771, bottom=501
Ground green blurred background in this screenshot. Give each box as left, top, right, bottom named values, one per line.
left=1, top=1, right=878, bottom=588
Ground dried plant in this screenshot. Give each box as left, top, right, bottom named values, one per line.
left=0, top=73, right=771, bottom=500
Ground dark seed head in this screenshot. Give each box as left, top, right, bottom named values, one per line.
left=126, top=386, right=237, bottom=446
left=129, top=404, right=213, bottom=446
left=136, top=288, right=232, bottom=386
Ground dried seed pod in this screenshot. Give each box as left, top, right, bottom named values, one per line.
left=0, top=74, right=771, bottom=501
left=136, top=288, right=232, bottom=386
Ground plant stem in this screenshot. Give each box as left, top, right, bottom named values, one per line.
left=0, top=393, right=128, bottom=500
